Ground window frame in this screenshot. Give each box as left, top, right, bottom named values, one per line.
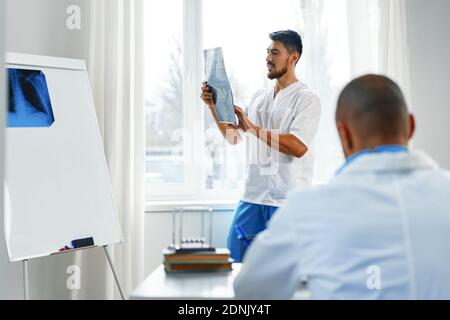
left=146, top=0, right=241, bottom=202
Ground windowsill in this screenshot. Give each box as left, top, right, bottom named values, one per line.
left=146, top=199, right=237, bottom=213
left=145, top=182, right=331, bottom=213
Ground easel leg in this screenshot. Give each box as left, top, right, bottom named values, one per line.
left=103, top=246, right=126, bottom=300
left=23, top=260, right=29, bottom=300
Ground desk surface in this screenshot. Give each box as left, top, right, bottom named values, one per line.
left=130, top=264, right=310, bottom=300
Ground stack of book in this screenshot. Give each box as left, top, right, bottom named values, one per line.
left=163, top=245, right=233, bottom=273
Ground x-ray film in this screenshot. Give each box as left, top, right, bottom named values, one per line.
left=203, top=48, right=237, bottom=125
left=8, top=68, right=55, bottom=128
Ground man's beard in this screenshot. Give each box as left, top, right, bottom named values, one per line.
left=267, top=66, right=288, bottom=80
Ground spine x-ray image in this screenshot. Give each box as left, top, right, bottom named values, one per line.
left=204, top=47, right=236, bottom=125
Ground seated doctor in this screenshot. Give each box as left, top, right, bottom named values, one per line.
left=234, top=74, right=450, bottom=300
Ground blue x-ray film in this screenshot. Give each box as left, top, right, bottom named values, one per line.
left=204, top=48, right=236, bottom=125
left=8, top=68, right=55, bottom=128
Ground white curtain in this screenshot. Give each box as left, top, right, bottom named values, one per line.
left=299, top=0, right=412, bottom=183
left=379, top=0, right=412, bottom=108
left=73, top=0, right=145, bottom=299
left=347, top=0, right=411, bottom=104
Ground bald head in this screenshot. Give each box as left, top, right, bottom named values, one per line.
left=336, top=75, right=414, bottom=157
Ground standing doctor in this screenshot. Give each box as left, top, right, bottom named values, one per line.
left=234, top=74, right=450, bottom=299
left=200, top=30, right=321, bottom=262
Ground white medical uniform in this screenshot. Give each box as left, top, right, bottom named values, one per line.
left=234, top=150, right=450, bottom=299
left=241, top=81, right=321, bottom=207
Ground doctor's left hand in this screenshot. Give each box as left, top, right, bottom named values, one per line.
left=235, top=106, right=257, bottom=133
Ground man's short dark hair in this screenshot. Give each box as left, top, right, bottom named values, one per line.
left=269, top=30, right=303, bottom=56
left=336, top=74, right=409, bottom=140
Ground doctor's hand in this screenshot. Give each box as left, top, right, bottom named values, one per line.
left=235, top=106, right=257, bottom=132
left=200, top=82, right=215, bottom=109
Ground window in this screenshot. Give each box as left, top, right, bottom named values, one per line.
left=145, top=0, right=381, bottom=200
left=145, top=0, right=185, bottom=191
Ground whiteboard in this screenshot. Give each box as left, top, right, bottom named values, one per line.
left=4, top=53, right=123, bottom=262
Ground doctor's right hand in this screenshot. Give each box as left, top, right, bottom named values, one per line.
left=200, top=82, right=215, bottom=109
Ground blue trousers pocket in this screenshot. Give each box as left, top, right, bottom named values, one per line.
left=235, top=224, right=256, bottom=261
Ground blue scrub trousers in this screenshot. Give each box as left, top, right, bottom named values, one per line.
left=227, top=201, right=279, bottom=263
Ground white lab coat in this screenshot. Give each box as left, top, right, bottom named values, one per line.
left=234, top=150, right=450, bottom=299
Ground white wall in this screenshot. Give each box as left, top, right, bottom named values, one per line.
left=0, top=0, right=21, bottom=301
left=0, top=0, right=24, bottom=300
left=407, top=0, right=450, bottom=169
left=5, top=0, right=90, bottom=60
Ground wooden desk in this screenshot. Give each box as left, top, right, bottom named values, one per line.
left=130, top=264, right=311, bottom=300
